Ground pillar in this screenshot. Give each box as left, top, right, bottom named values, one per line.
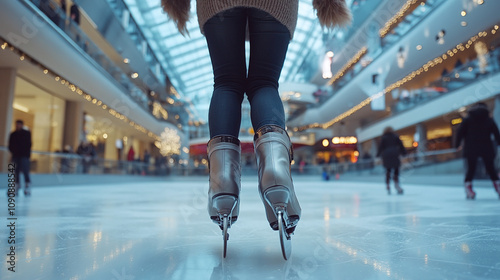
left=415, top=123, right=427, bottom=159
left=63, top=101, right=83, bottom=152
left=370, top=139, right=378, bottom=158
left=0, top=68, right=17, bottom=172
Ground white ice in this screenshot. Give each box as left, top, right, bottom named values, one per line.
left=1, top=176, right=500, bottom=280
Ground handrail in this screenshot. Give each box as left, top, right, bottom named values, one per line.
left=21, top=0, right=156, bottom=116
left=0, top=146, right=468, bottom=176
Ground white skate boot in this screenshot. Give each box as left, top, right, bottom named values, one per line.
left=254, top=125, right=301, bottom=260
left=207, top=135, right=241, bottom=258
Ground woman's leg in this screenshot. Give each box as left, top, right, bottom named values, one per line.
left=481, top=155, right=499, bottom=181
left=385, top=168, right=392, bottom=185
left=393, top=167, right=400, bottom=183
left=246, top=8, right=290, bottom=131
left=204, top=8, right=247, bottom=138
left=465, top=156, right=478, bottom=182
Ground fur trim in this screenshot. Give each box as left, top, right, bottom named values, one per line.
left=161, top=0, right=191, bottom=35
left=313, top=0, right=352, bottom=28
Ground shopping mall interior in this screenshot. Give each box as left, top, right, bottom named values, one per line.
left=1, top=0, right=500, bottom=279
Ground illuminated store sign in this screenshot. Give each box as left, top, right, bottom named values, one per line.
left=332, top=137, right=358, bottom=144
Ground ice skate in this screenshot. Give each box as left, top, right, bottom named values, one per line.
left=263, top=186, right=294, bottom=260
left=493, top=180, right=500, bottom=199
left=395, top=182, right=403, bottom=195
left=465, top=182, right=475, bottom=200
left=24, top=183, right=31, bottom=196
left=254, top=125, right=301, bottom=260
left=386, top=183, right=391, bottom=195
left=207, top=136, right=241, bottom=258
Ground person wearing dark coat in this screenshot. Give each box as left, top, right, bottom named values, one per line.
left=455, top=102, right=500, bottom=199
left=377, top=127, right=407, bottom=194
left=8, top=120, right=32, bottom=196
left=70, top=3, right=80, bottom=25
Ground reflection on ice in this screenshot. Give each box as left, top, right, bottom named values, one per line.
left=1, top=179, right=499, bottom=279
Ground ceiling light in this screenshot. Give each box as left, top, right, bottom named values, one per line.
left=461, top=21, right=467, bottom=27
left=461, top=10, right=466, bottom=16
left=416, top=45, right=422, bottom=50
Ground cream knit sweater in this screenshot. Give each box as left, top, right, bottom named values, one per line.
left=161, top=0, right=351, bottom=38
left=196, top=0, right=299, bottom=38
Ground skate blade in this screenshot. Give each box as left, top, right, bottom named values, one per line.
left=278, top=211, right=292, bottom=260
left=222, top=215, right=229, bottom=258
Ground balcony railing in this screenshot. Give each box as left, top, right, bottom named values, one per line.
left=390, top=48, right=500, bottom=114
left=25, top=0, right=152, bottom=113
left=318, top=0, right=446, bottom=104
left=3, top=147, right=490, bottom=179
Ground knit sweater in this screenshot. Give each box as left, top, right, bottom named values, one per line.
left=161, top=0, right=351, bottom=38
left=196, top=0, right=299, bottom=38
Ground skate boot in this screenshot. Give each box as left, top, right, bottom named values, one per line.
left=207, top=135, right=241, bottom=258
left=394, top=181, right=404, bottom=195
left=386, top=183, right=391, bottom=195
left=254, top=125, right=301, bottom=260
left=493, top=180, right=500, bottom=199
left=465, top=181, right=475, bottom=200
left=24, top=183, right=31, bottom=196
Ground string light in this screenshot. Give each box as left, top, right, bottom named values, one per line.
left=0, top=37, right=160, bottom=140
left=327, top=47, right=367, bottom=86
left=379, top=0, right=426, bottom=38
left=294, top=23, right=500, bottom=132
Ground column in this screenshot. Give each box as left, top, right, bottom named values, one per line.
left=63, top=101, right=83, bottom=152
left=415, top=123, right=427, bottom=162
left=0, top=68, right=17, bottom=172
left=370, top=139, right=378, bottom=157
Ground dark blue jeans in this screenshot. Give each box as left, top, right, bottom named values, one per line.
left=204, top=8, right=290, bottom=138
left=13, top=157, right=31, bottom=184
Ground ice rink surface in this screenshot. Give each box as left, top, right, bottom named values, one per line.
left=1, top=177, right=500, bottom=280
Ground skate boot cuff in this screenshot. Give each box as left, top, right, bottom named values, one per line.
left=254, top=125, right=293, bottom=162
left=254, top=125, right=287, bottom=139
left=208, top=135, right=240, bottom=146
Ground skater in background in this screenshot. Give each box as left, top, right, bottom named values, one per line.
left=8, top=120, right=33, bottom=196
left=161, top=0, right=351, bottom=255
left=77, top=141, right=96, bottom=174
left=455, top=102, right=500, bottom=199
left=377, top=127, right=406, bottom=195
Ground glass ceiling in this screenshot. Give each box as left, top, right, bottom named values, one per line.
left=123, top=0, right=326, bottom=108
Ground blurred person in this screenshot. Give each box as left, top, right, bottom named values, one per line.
left=77, top=141, right=95, bottom=174
left=377, top=127, right=406, bottom=195
left=127, top=146, right=135, bottom=161
left=143, top=149, right=150, bottom=164
left=61, top=144, right=74, bottom=173
left=8, top=120, right=32, bottom=196
left=127, top=146, right=135, bottom=174
left=142, top=149, right=151, bottom=175
left=40, top=0, right=61, bottom=26
left=70, top=3, right=80, bottom=25
left=60, top=0, right=67, bottom=14
left=455, top=102, right=500, bottom=199
left=162, top=0, right=351, bottom=258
